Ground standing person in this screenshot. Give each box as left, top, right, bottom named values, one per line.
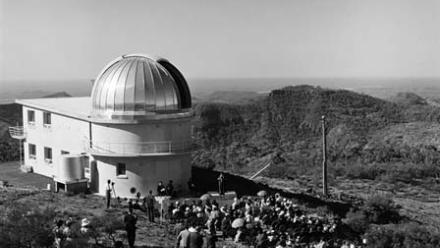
left=124, top=209, right=137, bottom=248
left=166, top=180, right=175, bottom=196
left=188, top=178, right=196, bottom=196
left=187, top=226, right=203, bottom=248
left=145, top=190, right=155, bottom=222
left=176, top=224, right=190, bottom=248
left=128, top=199, right=133, bottom=213
left=157, top=181, right=166, bottom=196
left=104, top=180, right=112, bottom=209
left=217, top=173, right=224, bottom=196
left=203, top=229, right=217, bottom=248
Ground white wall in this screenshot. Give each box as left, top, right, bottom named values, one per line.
left=22, top=106, right=90, bottom=177
left=94, top=155, right=191, bottom=198
left=21, top=105, right=192, bottom=197
left=91, top=119, right=192, bottom=154
left=92, top=120, right=192, bottom=143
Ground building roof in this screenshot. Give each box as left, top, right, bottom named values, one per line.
left=16, top=96, right=192, bottom=124
left=91, top=54, right=192, bottom=121
left=16, top=97, right=92, bottom=121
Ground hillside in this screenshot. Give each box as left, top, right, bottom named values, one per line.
left=195, top=90, right=266, bottom=105
left=43, top=91, right=71, bottom=98
left=192, top=86, right=440, bottom=183
left=389, top=92, right=427, bottom=106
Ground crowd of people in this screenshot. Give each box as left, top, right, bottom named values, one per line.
left=51, top=176, right=365, bottom=248
left=168, top=193, right=364, bottom=248
left=52, top=217, right=92, bottom=248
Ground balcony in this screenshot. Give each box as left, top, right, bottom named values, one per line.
left=85, top=139, right=192, bottom=156
left=9, top=126, right=26, bottom=140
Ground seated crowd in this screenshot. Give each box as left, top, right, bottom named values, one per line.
left=168, top=193, right=364, bottom=248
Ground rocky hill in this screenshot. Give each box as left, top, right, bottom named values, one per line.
left=192, top=86, right=440, bottom=184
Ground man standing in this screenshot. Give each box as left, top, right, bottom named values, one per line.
left=145, top=190, right=155, bottom=222
left=166, top=180, right=174, bottom=196
left=217, top=173, right=225, bottom=196
left=188, top=178, right=196, bottom=196
left=187, top=226, right=203, bottom=248
left=176, top=224, right=190, bottom=248
left=124, top=209, right=137, bottom=248
left=203, top=229, right=217, bottom=248
left=104, top=180, right=112, bottom=209
left=157, top=181, right=166, bottom=196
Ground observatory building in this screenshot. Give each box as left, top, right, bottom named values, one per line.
left=10, top=54, right=193, bottom=197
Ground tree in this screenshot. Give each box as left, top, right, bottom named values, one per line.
left=0, top=201, right=56, bottom=248
left=86, top=213, right=126, bottom=247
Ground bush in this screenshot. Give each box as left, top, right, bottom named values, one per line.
left=344, top=195, right=401, bottom=235
left=365, top=223, right=440, bottom=248
left=345, top=163, right=384, bottom=180
left=363, top=195, right=401, bottom=224
left=0, top=201, right=57, bottom=248
left=344, top=208, right=369, bottom=234
left=87, top=213, right=126, bottom=247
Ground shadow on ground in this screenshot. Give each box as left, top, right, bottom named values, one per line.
left=192, top=166, right=352, bottom=216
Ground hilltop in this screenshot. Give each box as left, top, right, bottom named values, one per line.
left=191, top=86, right=440, bottom=230
left=195, top=90, right=266, bottom=105
left=192, top=86, right=440, bottom=181
left=389, top=92, right=427, bottom=106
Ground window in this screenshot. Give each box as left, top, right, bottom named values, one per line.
left=43, top=112, right=51, bottom=127
left=61, top=150, right=69, bottom=155
left=28, top=144, right=36, bottom=159
left=27, top=110, right=35, bottom=124
left=44, top=147, right=52, bottom=163
left=116, top=163, right=126, bottom=177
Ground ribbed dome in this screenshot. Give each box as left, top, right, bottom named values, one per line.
left=91, top=54, right=191, bottom=120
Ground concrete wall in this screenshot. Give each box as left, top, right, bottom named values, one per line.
left=93, top=155, right=191, bottom=198
left=91, top=119, right=192, bottom=154
left=22, top=106, right=90, bottom=177
left=21, top=105, right=192, bottom=198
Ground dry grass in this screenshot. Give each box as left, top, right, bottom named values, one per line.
left=255, top=175, right=440, bottom=232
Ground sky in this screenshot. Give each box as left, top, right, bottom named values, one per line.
left=0, top=0, right=439, bottom=82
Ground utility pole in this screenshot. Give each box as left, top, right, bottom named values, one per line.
left=321, top=115, right=328, bottom=196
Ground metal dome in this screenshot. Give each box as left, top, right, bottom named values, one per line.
left=91, top=54, right=191, bottom=120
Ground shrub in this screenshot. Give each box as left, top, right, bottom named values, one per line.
left=363, top=195, right=401, bottom=224
left=365, top=223, right=440, bottom=248
left=0, top=201, right=57, bottom=248
left=344, top=195, right=402, bottom=235
left=87, top=213, right=126, bottom=247
left=344, top=208, right=369, bottom=234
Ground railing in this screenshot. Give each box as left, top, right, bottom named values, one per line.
left=85, top=139, right=192, bottom=155
left=9, top=126, right=26, bottom=139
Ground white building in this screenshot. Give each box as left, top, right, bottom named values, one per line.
left=11, top=54, right=193, bottom=197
